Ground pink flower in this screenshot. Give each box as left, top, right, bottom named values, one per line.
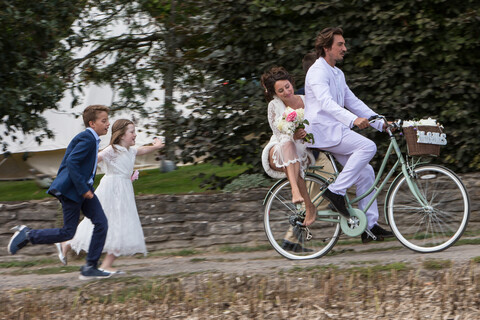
left=131, top=170, right=140, bottom=181
left=286, top=111, right=297, bottom=122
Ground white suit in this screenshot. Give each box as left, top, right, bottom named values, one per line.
left=304, top=57, right=383, bottom=229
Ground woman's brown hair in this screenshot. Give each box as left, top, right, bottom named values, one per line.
left=260, top=66, right=295, bottom=102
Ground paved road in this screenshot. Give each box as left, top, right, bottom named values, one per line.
left=1, top=240, right=478, bottom=291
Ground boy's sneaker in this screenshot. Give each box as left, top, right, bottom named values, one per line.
left=7, top=225, right=31, bottom=255
left=79, top=265, right=112, bottom=280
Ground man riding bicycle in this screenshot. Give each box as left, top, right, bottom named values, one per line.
left=304, top=27, right=393, bottom=243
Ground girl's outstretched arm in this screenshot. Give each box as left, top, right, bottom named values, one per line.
left=136, top=138, right=165, bottom=156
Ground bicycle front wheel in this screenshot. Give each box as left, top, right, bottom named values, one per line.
left=264, top=174, right=340, bottom=260
left=387, top=165, right=470, bottom=253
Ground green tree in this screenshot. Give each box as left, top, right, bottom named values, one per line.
left=53, top=0, right=208, bottom=161
left=174, top=0, right=480, bottom=175
left=0, top=0, right=84, bottom=151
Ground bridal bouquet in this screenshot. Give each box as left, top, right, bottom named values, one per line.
left=276, top=107, right=315, bottom=144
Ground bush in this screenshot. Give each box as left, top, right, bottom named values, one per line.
left=222, top=174, right=274, bottom=193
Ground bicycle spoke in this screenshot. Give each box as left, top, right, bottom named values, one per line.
left=264, top=176, right=340, bottom=260
left=388, top=165, right=470, bottom=253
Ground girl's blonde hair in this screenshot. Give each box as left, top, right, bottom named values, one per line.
left=110, top=119, right=134, bottom=150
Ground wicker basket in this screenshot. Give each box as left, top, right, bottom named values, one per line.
left=403, top=125, right=442, bottom=156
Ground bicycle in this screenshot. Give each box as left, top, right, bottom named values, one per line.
left=263, top=116, right=470, bottom=260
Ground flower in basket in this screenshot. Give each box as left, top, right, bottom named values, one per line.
left=276, top=107, right=315, bottom=144
left=403, top=117, right=441, bottom=128
left=403, top=117, right=447, bottom=150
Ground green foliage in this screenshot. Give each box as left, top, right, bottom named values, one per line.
left=0, top=162, right=249, bottom=201
left=222, top=173, right=274, bottom=193
left=0, top=0, right=83, bottom=151
left=2, top=0, right=479, bottom=175
left=172, top=0, right=480, bottom=173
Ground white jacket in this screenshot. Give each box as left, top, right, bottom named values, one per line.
left=304, top=57, right=383, bottom=148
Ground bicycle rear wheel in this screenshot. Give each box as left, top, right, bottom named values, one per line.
left=264, top=174, right=340, bottom=260
left=387, top=165, right=470, bottom=253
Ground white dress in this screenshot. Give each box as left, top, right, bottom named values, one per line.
left=261, top=95, right=315, bottom=179
left=70, top=145, right=147, bottom=257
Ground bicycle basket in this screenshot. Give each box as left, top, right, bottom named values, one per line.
left=403, top=125, right=445, bottom=156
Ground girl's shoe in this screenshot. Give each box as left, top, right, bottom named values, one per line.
left=99, top=268, right=125, bottom=275
left=55, top=243, right=67, bottom=265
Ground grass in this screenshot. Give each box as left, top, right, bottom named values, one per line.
left=344, top=262, right=409, bottom=276
left=422, top=259, right=452, bottom=270
left=289, top=264, right=339, bottom=272
left=0, top=258, right=59, bottom=268
left=219, top=244, right=272, bottom=253
left=8, top=266, right=80, bottom=275
left=0, top=162, right=250, bottom=201
left=145, top=249, right=200, bottom=258
left=454, top=237, right=480, bottom=246
left=0, top=180, right=52, bottom=201
left=2, top=262, right=479, bottom=319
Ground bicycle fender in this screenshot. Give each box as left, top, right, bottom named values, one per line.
left=262, top=178, right=289, bottom=205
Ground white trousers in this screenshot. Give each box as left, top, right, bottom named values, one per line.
left=321, top=128, right=379, bottom=229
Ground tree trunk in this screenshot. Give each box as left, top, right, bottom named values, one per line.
left=162, top=0, right=176, bottom=161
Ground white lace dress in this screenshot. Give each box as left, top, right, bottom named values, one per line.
left=262, top=95, right=314, bottom=179
left=70, top=145, right=147, bottom=257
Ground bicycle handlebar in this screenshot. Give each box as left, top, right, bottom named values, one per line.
left=368, top=115, right=403, bottom=135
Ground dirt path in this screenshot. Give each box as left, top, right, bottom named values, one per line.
left=1, top=240, right=479, bottom=291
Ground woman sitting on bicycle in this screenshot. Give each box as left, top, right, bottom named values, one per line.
left=261, top=66, right=317, bottom=226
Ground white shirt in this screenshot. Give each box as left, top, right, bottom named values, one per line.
left=86, top=127, right=100, bottom=186
left=304, top=57, right=383, bottom=148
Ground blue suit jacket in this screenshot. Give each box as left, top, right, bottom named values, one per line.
left=48, top=130, right=98, bottom=203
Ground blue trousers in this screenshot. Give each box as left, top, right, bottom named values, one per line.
left=29, top=194, right=108, bottom=267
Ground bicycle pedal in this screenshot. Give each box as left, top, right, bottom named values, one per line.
left=365, top=228, right=377, bottom=241
left=305, top=228, right=313, bottom=241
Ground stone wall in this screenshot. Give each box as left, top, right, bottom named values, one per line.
left=1, top=172, right=479, bottom=257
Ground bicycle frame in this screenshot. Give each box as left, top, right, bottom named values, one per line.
left=307, top=125, right=431, bottom=225
left=262, top=115, right=471, bottom=259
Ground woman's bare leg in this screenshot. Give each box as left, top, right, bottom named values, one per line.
left=269, top=147, right=303, bottom=204
left=285, top=162, right=304, bottom=204
left=61, top=242, right=71, bottom=256
left=99, top=253, right=117, bottom=271
left=297, top=176, right=316, bottom=226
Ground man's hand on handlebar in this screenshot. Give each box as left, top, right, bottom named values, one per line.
left=355, top=115, right=398, bottom=133
left=353, top=117, right=370, bottom=130
left=383, top=121, right=395, bottom=132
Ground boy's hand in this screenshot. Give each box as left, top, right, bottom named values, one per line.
left=83, top=190, right=94, bottom=199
